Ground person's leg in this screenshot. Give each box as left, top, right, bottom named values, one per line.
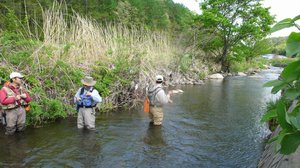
left=77, top=109, right=84, bottom=129
left=83, top=108, right=95, bottom=130
left=149, top=108, right=154, bottom=124
left=16, top=107, right=26, bottom=132
left=152, top=107, right=163, bottom=126
left=5, top=109, right=17, bottom=135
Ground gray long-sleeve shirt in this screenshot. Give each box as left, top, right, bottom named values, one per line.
left=148, top=84, right=169, bottom=106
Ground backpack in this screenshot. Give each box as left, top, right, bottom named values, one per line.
left=143, top=97, right=150, bottom=113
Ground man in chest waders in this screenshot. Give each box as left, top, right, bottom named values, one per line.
left=147, top=75, right=172, bottom=126
left=74, top=76, right=102, bottom=130
left=0, top=72, right=31, bottom=135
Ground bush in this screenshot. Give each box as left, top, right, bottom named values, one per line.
left=230, top=58, right=268, bottom=73
left=179, top=54, right=192, bottom=73
left=261, top=99, right=287, bottom=131
left=269, top=58, right=296, bottom=67
left=26, top=99, right=71, bottom=127
left=198, top=71, right=207, bottom=80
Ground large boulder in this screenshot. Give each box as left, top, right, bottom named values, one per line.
left=207, top=73, right=224, bottom=79
left=237, top=72, right=247, bottom=76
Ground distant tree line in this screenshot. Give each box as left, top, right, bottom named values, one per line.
left=0, top=0, right=195, bottom=33
left=268, top=37, right=287, bottom=56
left=0, top=0, right=278, bottom=73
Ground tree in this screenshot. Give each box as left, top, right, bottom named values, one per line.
left=198, top=0, right=274, bottom=72
left=115, top=1, right=142, bottom=27
left=0, top=0, right=195, bottom=33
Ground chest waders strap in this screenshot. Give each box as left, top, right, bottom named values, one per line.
left=148, top=87, right=162, bottom=105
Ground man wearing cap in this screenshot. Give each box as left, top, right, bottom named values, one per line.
left=74, top=76, right=102, bottom=130
left=147, top=75, right=172, bottom=126
left=0, top=72, right=31, bottom=135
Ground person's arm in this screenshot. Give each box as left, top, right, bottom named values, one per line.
left=74, top=88, right=81, bottom=103
left=167, top=90, right=173, bottom=103
left=21, top=92, right=31, bottom=103
left=91, top=89, right=102, bottom=104
left=156, top=90, right=169, bottom=105
left=0, top=88, right=17, bottom=105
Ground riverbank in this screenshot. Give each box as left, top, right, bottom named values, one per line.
left=258, top=66, right=300, bottom=168
left=259, top=106, right=300, bottom=168
left=258, top=127, right=300, bottom=168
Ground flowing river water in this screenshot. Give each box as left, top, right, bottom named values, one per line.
left=0, top=68, right=281, bottom=168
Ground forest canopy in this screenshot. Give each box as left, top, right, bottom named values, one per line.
left=0, top=0, right=196, bottom=32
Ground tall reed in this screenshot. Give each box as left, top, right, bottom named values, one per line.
left=41, top=4, right=179, bottom=73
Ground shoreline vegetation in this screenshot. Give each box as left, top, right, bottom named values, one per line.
left=0, top=4, right=208, bottom=126
left=0, top=2, right=290, bottom=127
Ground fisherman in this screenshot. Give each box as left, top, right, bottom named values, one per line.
left=74, top=76, right=102, bottom=130
left=147, top=75, right=172, bottom=126
left=0, top=81, right=10, bottom=126
left=0, top=72, right=31, bottom=135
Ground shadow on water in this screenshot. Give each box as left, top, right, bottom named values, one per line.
left=0, top=132, right=28, bottom=167
left=143, top=124, right=166, bottom=147
left=0, top=68, right=281, bottom=168
left=0, top=119, right=103, bottom=167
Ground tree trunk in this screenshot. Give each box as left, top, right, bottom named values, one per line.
left=84, top=0, right=88, bottom=14
left=220, top=43, right=230, bottom=73
left=21, top=0, right=25, bottom=20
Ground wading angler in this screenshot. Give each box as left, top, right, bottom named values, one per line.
left=0, top=72, right=31, bottom=135
left=74, top=76, right=102, bottom=130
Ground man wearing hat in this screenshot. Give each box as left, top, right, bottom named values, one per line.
left=0, top=72, right=31, bottom=135
left=147, top=75, right=172, bottom=126
left=74, top=76, right=102, bottom=130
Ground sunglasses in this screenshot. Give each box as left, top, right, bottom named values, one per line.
left=83, top=85, right=91, bottom=87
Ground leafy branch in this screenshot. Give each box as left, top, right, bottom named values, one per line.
left=263, top=14, right=300, bottom=155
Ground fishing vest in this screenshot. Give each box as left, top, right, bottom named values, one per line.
left=77, top=87, right=95, bottom=108
left=1, top=86, right=28, bottom=110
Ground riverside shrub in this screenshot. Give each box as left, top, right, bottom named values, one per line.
left=263, top=15, right=300, bottom=155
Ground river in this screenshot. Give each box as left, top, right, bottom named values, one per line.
left=0, top=68, right=281, bottom=168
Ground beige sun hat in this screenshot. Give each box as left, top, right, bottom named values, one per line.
left=81, top=76, right=96, bottom=86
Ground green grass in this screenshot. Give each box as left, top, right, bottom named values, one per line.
left=229, top=59, right=268, bottom=73
left=269, top=58, right=296, bottom=67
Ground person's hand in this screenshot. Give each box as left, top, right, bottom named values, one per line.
left=76, top=97, right=82, bottom=101
left=16, top=95, right=21, bottom=100
left=86, top=91, right=92, bottom=96
left=20, top=93, right=27, bottom=99
left=168, top=90, right=173, bottom=96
